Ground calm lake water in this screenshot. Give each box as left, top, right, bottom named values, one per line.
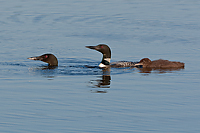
left=1, top=0, right=200, bottom=132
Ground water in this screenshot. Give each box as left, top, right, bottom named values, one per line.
left=0, top=0, right=200, bottom=132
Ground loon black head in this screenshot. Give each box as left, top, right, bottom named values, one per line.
left=28, top=53, right=58, bottom=66
left=86, top=44, right=111, bottom=68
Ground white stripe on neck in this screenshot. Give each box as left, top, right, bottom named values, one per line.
left=99, top=63, right=107, bottom=68
left=104, top=58, right=111, bottom=63
left=99, top=58, right=111, bottom=68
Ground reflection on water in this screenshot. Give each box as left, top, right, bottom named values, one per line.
left=28, top=65, right=58, bottom=79
left=88, top=68, right=111, bottom=93
left=138, top=67, right=185, bottom=74
left=89, top=75, right=111, bottom=87
left=39, top=66, right=58, bottom=70
left=28, top=64, right=112, bottom=93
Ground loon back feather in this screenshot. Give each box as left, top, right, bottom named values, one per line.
left=111, top=61, right=138, bottom=68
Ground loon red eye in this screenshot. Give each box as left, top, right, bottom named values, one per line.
left=45, top=55, right=48, bottom=58
left=101, top=46, right=103, bottom=48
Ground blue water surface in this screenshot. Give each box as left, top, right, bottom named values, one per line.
left=0, top=0, right=200, bottom=132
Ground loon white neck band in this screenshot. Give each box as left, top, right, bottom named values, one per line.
left=99, top=63, right=107, bottom=68
left=104, top=58, right=111, bottom=63
left=99, top=58, right=111, bottom=68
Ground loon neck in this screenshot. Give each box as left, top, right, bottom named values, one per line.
left=99, top=58, right=111, bottom=68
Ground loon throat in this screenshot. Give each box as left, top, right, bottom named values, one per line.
left=99, top=58, right=111, bottom=68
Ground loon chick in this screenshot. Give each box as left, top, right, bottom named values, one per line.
left=135, top=58, right=184, bottom=68
left=28, top=54, right=58, bottom=66
left=86, top=44, right=137, bottom=68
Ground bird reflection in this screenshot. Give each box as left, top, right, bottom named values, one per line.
left=137, top=67, right=184, bottom=74
left=28, top=65, right=57, bottom=79
left=89, top=68, right=111, bottom=93
left=40, top=66, right=58, bottom=70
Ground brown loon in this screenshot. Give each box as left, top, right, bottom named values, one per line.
left=135, top=58, right=184, bottom=68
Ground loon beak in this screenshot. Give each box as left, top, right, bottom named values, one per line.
left=85, top=46, right=99, bottom=50
left=27, top=56, right=43, bottom=61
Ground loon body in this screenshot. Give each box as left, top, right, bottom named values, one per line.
left=86, top=44, right=137, bottom=68
left=28, top=53, right=58, bottom=66
left=135, top=58, right=184, bottom=68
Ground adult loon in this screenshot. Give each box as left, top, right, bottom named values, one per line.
left=28, top=54, right=58, bottom=66
left=135, top=58, right=184, bottom=68
left=86, top=44, right=137, bottom=68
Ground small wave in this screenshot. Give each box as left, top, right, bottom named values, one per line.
left=0, top=62, right=27, bottom=67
